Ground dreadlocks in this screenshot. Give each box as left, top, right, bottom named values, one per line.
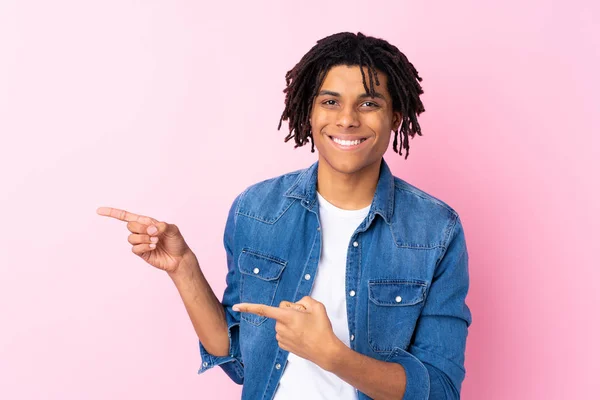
left=277, top=32, right=425, bottom=159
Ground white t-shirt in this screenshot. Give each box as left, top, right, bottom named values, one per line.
left=273, top=191, right=370, bottom=400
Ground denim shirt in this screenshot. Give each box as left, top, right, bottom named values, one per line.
left=197, top=158, right=472, bottom=400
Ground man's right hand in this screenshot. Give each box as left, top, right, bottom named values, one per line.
left=96, top=206, right=192, bottom=274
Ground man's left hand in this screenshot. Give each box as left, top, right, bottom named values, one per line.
left=233, top=296, right=342, bottom=370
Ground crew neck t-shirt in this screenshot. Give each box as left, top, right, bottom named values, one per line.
left=273, top=191, right=370, bottom=399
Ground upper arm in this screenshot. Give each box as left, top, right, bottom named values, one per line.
left=410, top=214, right=472, bottom=396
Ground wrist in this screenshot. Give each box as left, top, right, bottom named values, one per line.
left=320, top=336, right=347, bottom=372
left=168, top=250, right=198, bottom=281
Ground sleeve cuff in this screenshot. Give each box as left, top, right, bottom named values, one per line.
left=384, top=347, right=430, bottom=400
left=197, top=311, right=244, bottom=384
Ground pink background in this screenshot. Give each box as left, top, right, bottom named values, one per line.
left=1, top=1, right=598, bottom=399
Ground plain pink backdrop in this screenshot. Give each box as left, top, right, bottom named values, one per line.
left=1, top=1, right=598, bottom=399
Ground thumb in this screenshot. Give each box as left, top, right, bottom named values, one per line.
left=147, top=221, right=173, bottom=237
left=279, top=300, right=307, bottom=312
left=295, top=296, right=315, bottom=312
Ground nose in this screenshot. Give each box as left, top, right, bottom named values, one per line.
left=336, top=105, right=360, bottom=129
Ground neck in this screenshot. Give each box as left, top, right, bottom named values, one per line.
left=316, top=157, right=382, bottom=210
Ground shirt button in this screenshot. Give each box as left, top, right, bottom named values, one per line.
left=253, top=267, right=259, bottom=274
left=350, top=334, right=355, bottom=341
left=275, top=363, right=281, bottom=370
left=202, top=362, right=208, bottom=367
left=349, top=290, right=356, bottom=297
left=304, top=274, right=311, bottom=280
left=395, top=296, right=402, bottom=303
left=317, top=226, right=321, bottom=231
left=353, top=241, right=358, bottom=247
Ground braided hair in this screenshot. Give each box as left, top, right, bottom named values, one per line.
left=277, top=32, right=425, bottom=159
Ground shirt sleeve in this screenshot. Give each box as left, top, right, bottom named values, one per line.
left=197, top=191, right=246, bottom=385
left=386, top=213, right=472, bottom=400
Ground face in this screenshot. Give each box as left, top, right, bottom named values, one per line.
left=309, top=64, right=402, bottom=176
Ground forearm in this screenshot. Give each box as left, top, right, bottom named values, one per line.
left=324, top=340, right=407, bottom=400
left=168, top=250, right=230, bottom=357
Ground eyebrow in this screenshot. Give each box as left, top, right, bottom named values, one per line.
left=317, top=90, right=387, bottom=101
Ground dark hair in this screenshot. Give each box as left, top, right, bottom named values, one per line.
left=277, top=32, right=425, bottom=159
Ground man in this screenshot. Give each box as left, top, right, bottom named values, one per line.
left=98, top=32, right=472, bottom=400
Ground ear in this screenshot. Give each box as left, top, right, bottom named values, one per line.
left=392, top=112, right=403, bottom=131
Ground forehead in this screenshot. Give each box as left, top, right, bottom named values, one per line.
left=319, top=64, right=390, bottom=96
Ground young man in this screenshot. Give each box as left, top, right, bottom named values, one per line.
left=98, top=32, right=471, bottom=400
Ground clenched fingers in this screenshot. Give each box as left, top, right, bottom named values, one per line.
left=131, top=243, right=156, bottom=255
left=279, top=300, right=307, bottom=312
left=128, top=233, right=159, bottom=246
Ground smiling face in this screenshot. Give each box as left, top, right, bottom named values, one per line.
left=310, top=64, right=402, bottom=176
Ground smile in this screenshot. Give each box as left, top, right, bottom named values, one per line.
left=327, top=135, right=369, bottom=150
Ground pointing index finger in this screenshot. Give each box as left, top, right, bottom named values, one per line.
left=96, top=207, right=146, bottom=223
left=233, top=303, right=290, bottom=322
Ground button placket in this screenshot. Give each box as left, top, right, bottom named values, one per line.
left=347, top=236, right=360, bottom=352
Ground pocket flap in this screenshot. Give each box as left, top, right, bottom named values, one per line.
left=238, top=249, right=287, bottom=281
left=368, top=280, right=426, bottom=306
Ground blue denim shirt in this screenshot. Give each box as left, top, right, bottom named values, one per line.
left=197, top=158, right=472, bottom=400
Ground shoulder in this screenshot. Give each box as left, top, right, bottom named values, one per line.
left=233, top=167, right=306, bottom=224
left=393, top=176, right=459, bottom=219
left=389, top=176, right=462, bottom=248
left=241, top=167, right=305, bottom=200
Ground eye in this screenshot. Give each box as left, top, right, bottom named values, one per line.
left=322, top=99, right=337, bottom=106
left=362, top=101, right=379, bottom=108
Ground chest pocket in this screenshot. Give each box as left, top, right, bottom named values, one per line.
left=238, top=248, right=287, bottom=326
left=367, top=279, right=427, bottom=352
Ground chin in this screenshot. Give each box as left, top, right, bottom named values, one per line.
left=321, top=153, right=375, bottom=176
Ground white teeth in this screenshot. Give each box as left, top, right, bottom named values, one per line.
left=332, top=137, right=365, bottom=146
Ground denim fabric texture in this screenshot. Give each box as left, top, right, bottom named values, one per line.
left=197, top=158, right=472, bottom=400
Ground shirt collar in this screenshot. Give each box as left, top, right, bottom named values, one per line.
left=284, top=157, right=395, bottom=224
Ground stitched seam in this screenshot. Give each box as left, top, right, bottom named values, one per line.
left=367, top=280, right=426, bottom=353
left=291, top=216, right=319, bottom=301
left=239, top=248, right=287, bottom=266
left=283, top=168, right=309, bottom=198
left=434, top=214, right=459, bottom=269
left=368, top=283, right=426, bottom=306
left=387, top=223, right=445, bottom=249
left=237, top=250, right=286, bottom=326
left=393, top=181, right=459, bottom=218
left=240, top=278, right=281, bottom=327
left=237, top=198, right=298, bottom=225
